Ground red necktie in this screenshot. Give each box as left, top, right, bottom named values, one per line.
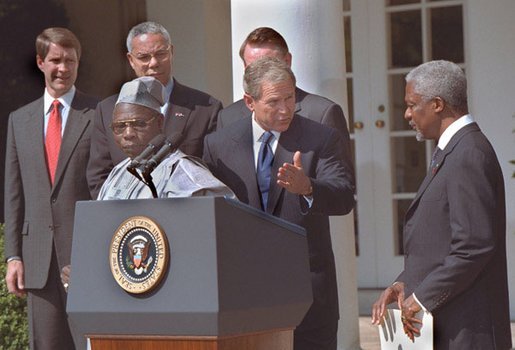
left=45, top=100, right=62, bottom=185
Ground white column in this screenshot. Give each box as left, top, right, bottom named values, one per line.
left=466, top=0, right=515, bottom=319
left=231, top=1, right=360, bottom=349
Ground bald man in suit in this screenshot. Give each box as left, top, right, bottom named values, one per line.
left=4, top=28, right=98, bottom=349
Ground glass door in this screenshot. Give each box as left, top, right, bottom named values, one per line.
left=345, top=0, right=465, bottom=287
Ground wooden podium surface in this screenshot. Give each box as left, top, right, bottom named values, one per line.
left=90, top=328, right=293, bottom=350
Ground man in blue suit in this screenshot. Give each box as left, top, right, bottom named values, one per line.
left=204, top=57, right=355, bottom=350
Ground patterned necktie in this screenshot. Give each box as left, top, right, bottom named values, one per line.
left=45, top=100, right=62, bottom=185
left=257, top=131, right=274, bottom=210
left=430, top=147, right=441, bottom=175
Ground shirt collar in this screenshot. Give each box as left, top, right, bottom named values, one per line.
left=163, top=78, right=174, bottom=102
left=437, top=114, right=474, bottom=150
left=43, top=86, right=76, bottom=114
left=251, top=112, right=281, bottom=143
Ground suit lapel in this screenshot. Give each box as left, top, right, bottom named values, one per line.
left=405, top=123, right=479, bottom=217
left=52, top=93, right=91, bottom=192
left=163, top=80, right=192, bottom=136
left=230, top=120, right=262, bottom=209
left=294, top=87, right=305, bottom=114
left=26, top=98, right=51, bottom=188
left=267, top=117, right=300, bottom=214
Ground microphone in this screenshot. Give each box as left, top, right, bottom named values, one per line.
left=127, top=134, right=166, bottom=170
left=142, top=132, right=183, bottom=175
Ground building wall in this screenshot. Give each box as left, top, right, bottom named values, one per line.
left=466, top=0, right=515, bottom=318
left=146, top=0, right=233, bottom=106
left=62, top=0, right=147, bottom=99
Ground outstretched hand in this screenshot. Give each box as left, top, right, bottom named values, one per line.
left=277, top=151, right=312, bottom=195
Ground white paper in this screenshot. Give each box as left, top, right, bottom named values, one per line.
left=378, top=308, right=433, bottom=350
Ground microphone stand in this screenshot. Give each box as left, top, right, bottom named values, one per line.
left=142, top=171, right=158, bottom=199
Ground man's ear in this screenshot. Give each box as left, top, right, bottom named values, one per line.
left=243, top=94, right=255, bottom=111
left=126, top=52, right=136, bottom=70
left=284, top=52, right=292, bottom=67
left=36, top=55, right=44, bottom=71
left=433, top=97, right=445, bottom=113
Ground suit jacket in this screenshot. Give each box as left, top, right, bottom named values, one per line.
left=4, top=91, right=98, bottom=289
left=398, top=123, right=511, bottom=350
left=87, top=79, right=222, bottom=198
left=203, top=115, right=355, bottom=329
left=217, top=87, right=351, bottom=158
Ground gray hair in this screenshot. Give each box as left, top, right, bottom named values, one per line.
left=126, top=21, right=171, bottom=52
left=405, top=60, right=468, bottom=113
left=243, top=57, right=296, bottom=100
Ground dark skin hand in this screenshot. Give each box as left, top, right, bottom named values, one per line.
left=60, top=264, right=71, bottom=292
left=401, top=295, right=423, bottom=341
left=371, top=282, right=422, bottom=342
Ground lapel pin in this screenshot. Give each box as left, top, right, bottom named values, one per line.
left=175, top=112, right=184, bottom=118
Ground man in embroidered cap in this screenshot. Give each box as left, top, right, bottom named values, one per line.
left=96, top=76, right=233, bottom=200
left=87, top=21, right=223, bottom=199
left=61, top=76, right=233, bottom=295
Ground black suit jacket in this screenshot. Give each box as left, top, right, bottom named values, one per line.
left=217, top=87, right=352, bottom=161
left=398, top=123, right=511, bottom=349
left=86, top=79, right=222, bottom=197
left=203, top=115, right=355, bottom=329
left=4, top=91, right=98, bottom=288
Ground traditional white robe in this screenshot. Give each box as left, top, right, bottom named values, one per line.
left=98, top=150, right=234, bottom=200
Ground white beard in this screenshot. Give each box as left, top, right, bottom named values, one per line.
left=410, top=121, right=425, bottom=142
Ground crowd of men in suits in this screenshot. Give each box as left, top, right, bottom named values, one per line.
left=3, top=20, right=511, bottom=350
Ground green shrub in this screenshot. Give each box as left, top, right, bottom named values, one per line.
left=0, top=224, right=29, bottom=349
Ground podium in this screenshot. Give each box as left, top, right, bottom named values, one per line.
left=67, top=197, right=312, bottom=350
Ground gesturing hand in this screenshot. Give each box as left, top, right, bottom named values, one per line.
left=277, top=151, right=312, bottom=195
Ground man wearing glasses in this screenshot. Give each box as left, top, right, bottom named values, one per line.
left=97, top=76, right=232, bottom=200
left=87, top=21, right=222, bottom=198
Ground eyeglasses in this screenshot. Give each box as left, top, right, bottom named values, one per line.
left=110, top=115, right=158, bottom=135
left=130, top=46, right=171, bottom=63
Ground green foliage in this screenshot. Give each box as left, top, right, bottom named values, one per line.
left=0, top=224, right=29, bottom=349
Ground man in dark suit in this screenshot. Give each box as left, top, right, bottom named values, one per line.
left=371, top=60, right=511, bottom=349
left=217, top=27, right=351, bottom=158
left=3, top=27, right=98, bottom=349
left=87, top=21, right=222, bottom=198
left=203, top=57, right=355, bottom=350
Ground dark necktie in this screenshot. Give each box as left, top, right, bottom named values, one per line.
left=45, top=100, right=62, bottom=185
left=257, top=131, right=274, bottom=210
left=430, top=147, right=441, bottom=175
